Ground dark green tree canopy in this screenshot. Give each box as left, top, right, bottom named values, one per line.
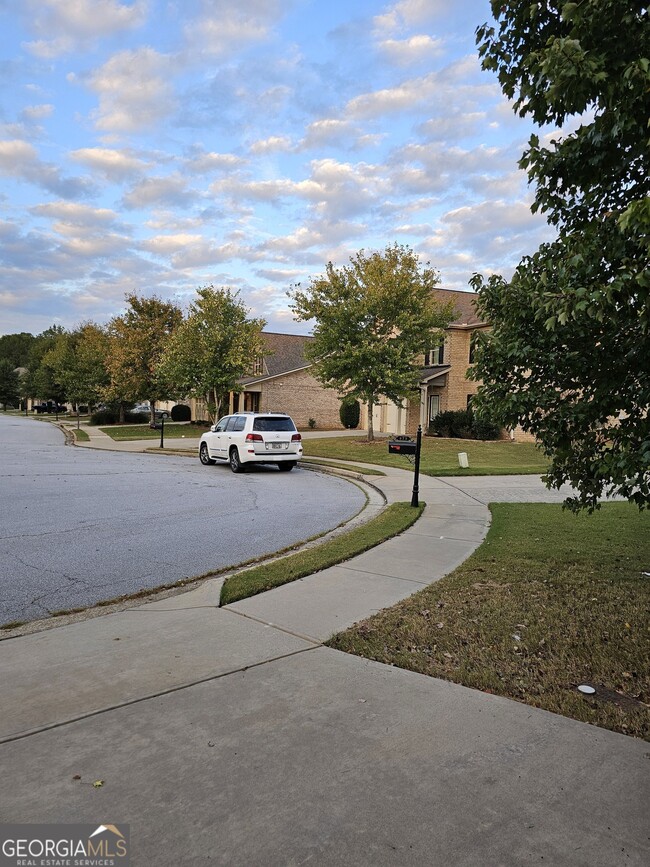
left=0, top=359, right=20, bottom=409
left=472, top=1, right=649, bottom=510
left=290, top=244, right=452, bottom=441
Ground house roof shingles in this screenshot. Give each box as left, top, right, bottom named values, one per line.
left=241, top=291, right=484, bottom=385
left=240, top=332, right=314, bottom=384
left=431, top=288, right=485, bottom=327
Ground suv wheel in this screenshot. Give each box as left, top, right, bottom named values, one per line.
left=230, top=447, right=245, bottom=473
left=199, top=443, right=215, bottom=465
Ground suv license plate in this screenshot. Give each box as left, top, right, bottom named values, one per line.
left=270, top=442, right=286, bottom=449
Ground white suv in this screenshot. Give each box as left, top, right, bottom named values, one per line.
left=199, top=412, right=303, bottom=473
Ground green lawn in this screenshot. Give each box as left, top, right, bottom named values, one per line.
left=99, top=423, right=205, bottom=440
left=303, top=436, right=547, bottom=476
left=220, top=502, right=424, bottom=606
left=329, top=502, right=650, bottom=740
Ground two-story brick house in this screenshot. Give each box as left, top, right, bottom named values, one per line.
left=361, top=288, right=489, bottom=436
left=191, top=289, right=497, bottom=435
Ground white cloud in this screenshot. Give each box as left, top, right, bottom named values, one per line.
left=182, top=0, right=285, bottom=59
left=0, top=139, right=92, bottom=198
left=299, top=119, right=355, bottom=150
left=373, top=0, right=445, bottom=36
left=31, top=201, right=118, bottom=226
left=122, top=174, right=197, bottom=210
left=20, top=104, right=54, bottom=121
left=249, top=135, right=293, bottom=155
left=378, top=35, right=444, bottom=65
left=184, top=151, right=246, bottom=174
left=23, top=0, right=147, bottom=58
left=69, top=147, right=147, bottom=181
left=83, top=47, right=177, bottom=134
left=141, top=233, right=204, bottom=255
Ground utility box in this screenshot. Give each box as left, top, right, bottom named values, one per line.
left=458, top=452, right=469, bottom=468
left=388, top=437, right=417, bottom=455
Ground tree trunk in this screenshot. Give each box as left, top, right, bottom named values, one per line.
left=367, top=395, right=375, bottom=442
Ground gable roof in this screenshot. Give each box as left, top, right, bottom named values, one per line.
left=239, top=332, right=314, bottom=385
left=431, top=288, right=485, bottom=327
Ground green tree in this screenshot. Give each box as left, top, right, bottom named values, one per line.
left=289, top=244, right=452, bottom=441
left=471, top=1, right=649, bottom=510
left=0, top=359, right=20, bottom=409
left=106, top=294, right=182, bottom=423
left=26, top=326, right=68, bottom=409
left=159, top=286, right=266, bottom=422
left=43, top=325, right=110, bottom=427
left=0, top=333, right=35, bottom=368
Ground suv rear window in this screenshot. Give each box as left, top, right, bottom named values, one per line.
left=253, top=417, right=296, bottom=432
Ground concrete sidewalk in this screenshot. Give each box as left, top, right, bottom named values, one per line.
left=0, top=432, right=647, bottom=865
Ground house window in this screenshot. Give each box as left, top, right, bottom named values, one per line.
left=469, top=333, right=478, bottom=365
left=428, top=394, right=440, bottom=421
left=424, top=341, right=444, bottom=366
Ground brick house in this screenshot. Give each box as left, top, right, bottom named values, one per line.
left=191, top=290, right=529, bottom=439
left=189, top=332, right=346, bottom=429
left=361, top=288, right=490, bottom=436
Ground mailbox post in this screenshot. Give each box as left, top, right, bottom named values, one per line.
left=410, top=425, right=422, bottom=507
left=159, top=415, right=164, bottom=449
left=388, top=425, right=423, bottom=507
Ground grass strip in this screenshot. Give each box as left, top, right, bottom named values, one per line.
left=303, top=436, right=547, bottom=476
left=328, top=502, right=650, bottom=740
left=220, top=501, right=424, bottom=606
left=72, top=428, right=90, bottom=442
left=299, top=457, right=385, bottom=476
left=99, top=423, right=202, bottom=440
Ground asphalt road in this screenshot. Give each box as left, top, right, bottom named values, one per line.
left=0, top=415, right=366, bottom=626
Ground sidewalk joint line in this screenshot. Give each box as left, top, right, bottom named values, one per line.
left=221, top=606, right=324, bottom=645
left=0, top=646, right=319, bottom=746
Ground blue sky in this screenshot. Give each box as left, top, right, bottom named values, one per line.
left=0, top=0, right=556, bottom=336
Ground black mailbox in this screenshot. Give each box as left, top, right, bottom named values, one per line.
left=388, top=437, right=417, bottom=455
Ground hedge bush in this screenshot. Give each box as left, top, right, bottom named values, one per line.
left=429, top=409, right=500, bottom=440
left=340, top=398, right=360, bottom=429
left=89, top=410, right=149, bottom=426
left=171, top=403, right=191, bottom=421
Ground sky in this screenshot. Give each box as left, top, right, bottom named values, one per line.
left=0, top=0, right=558, bottom=337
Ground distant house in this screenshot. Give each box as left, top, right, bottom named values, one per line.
left=191, top=332, right=346, bottom=429
left=363, top=288, right=490, bottom=436
left=190, top=291, right=530, bottom=440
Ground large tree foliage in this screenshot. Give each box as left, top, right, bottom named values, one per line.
left=106, top=294, right=182, bottom=422
left=471, top=1, right=649, bottom=510
left=42, top=324, right=110, bottom=426
left=159, top=286, right=266, bottom=422
left=0, top=359, right=20, bottom=409
left=290, top=244, right=452, bottom=441
left=0, top=333, right=35, bottom=368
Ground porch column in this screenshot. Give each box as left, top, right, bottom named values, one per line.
left=237, top=392, right=244, bottom=412
left=419, top=385, right=428, bottom=429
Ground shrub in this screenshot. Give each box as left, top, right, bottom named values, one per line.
left=429, top=409, right=500, bottom=440
left=90, top=409, right=118, bottom=425
left=89, top=410, right=149, bottom=426
left=471, top=415, right=501, bottom=441
left=339, top=398, right=360, bottom=429
left=308, top=417, right=317, bottom=429
left=171, top=403, right=191, bottom=422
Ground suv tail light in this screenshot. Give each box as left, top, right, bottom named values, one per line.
left=291, top=433, right=301, bottom=441
left=246, top=433, right=264, bottom=442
